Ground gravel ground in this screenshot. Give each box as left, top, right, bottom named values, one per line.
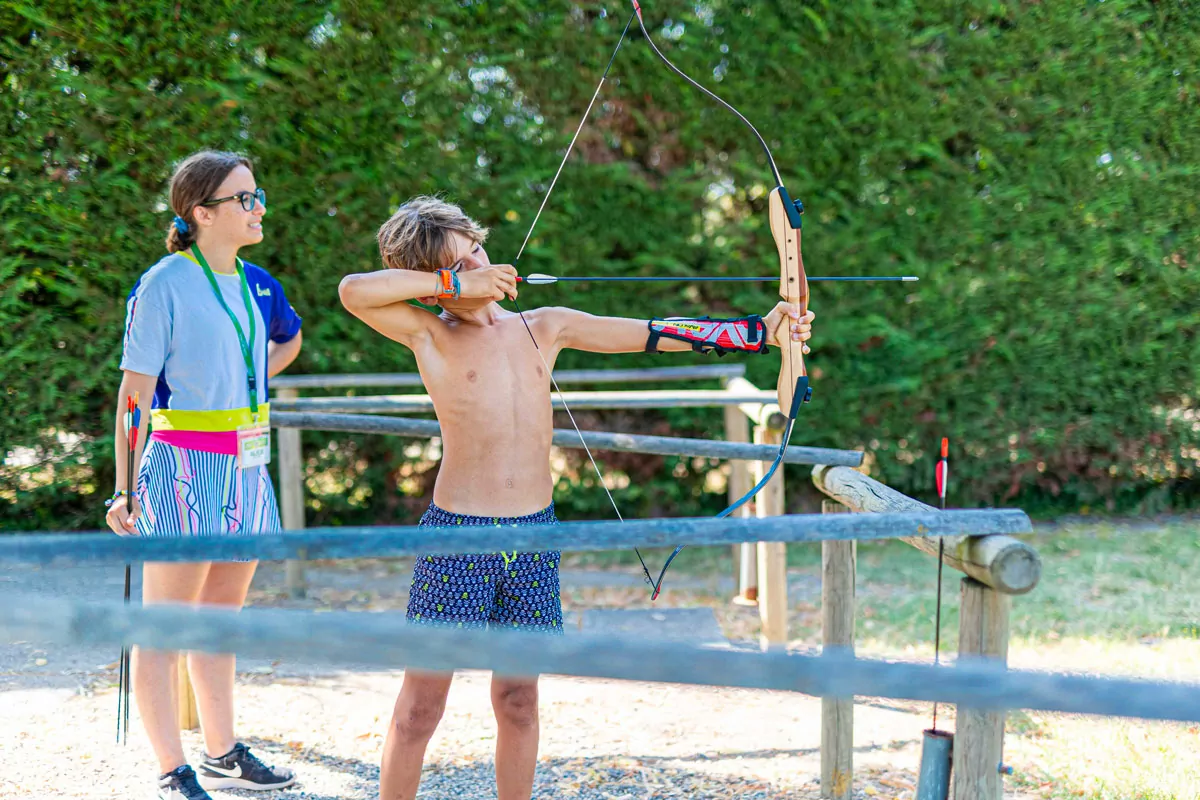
left=0, top=559, right=980, bottom=800
left=0, top=668, right=934, bottom=800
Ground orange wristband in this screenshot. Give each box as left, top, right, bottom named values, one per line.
left=435, top=268, right=460, bottom=299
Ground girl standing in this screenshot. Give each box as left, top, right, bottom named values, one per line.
left=104, top=151, right=303, bottom=800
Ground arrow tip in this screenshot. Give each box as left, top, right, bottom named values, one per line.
left=902, top=276, right=919, bottom=282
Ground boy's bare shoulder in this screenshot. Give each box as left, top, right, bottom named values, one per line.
left=515, top=304, right=584, bottom=327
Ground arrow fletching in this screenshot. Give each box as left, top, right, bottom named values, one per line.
left=935, top=437, right=949, bottom=505
left=518, top=274, right=559, bottom=285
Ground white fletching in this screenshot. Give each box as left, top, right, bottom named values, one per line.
left=523, top=273, right=559, bottom=285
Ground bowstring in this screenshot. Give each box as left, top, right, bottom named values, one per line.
left=510, top=13, right=658, bottom=587
left=513, top=13, right=634, bottom=264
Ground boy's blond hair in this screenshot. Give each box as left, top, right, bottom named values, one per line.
left=377, top=195, right=489, bottom=272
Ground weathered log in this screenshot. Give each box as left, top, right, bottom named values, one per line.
left=811, top=465, right=1040, bottom=595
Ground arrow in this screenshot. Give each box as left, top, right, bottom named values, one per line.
left=931, top=436, right=949, bottom=732
left=517, top=273, right=918, bottom=285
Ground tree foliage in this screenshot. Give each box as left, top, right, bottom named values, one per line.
left=2, top=0, right=1198, bottom=530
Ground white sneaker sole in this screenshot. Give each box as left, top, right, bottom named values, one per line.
left=197, top=774, right=296, bottom=791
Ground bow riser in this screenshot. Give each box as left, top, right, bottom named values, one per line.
left=769, top=187, right=812, bottom=416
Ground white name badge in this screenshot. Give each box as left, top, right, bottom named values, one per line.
left=237, top=426, right=271, bottom=469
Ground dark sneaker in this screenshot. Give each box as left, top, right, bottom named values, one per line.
left=158, top=766, right=213, bottom=800
left=196, top=742, right=296, bottom=791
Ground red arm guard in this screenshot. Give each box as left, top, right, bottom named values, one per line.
left=645, top=316, right=769, bottom=356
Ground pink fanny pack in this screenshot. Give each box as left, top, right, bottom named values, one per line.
left=150, top=429, right=239, bottom=456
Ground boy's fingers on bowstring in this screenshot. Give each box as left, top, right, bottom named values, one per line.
left=494, top=282, right=517, bottom=302
left=487, top=264, right=518, bottom=300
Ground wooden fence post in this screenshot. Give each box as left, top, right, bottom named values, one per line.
left=724, top=404, right=757, bottom=604
left=820, top=500, right=855, bottom=799
left=277, top=387, right=307, bottom=599
left=953, top=577, right=1011, bottom=800
left=753, top=423, right=788, bottom=648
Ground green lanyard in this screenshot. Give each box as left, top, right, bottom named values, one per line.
left=191, top=244, right=259, bottom=415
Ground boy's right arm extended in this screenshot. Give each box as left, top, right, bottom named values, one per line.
left=337, top=270, right=443, bottom=345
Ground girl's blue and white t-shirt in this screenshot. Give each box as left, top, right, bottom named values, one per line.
left=121, top=250, right=302, bottom=451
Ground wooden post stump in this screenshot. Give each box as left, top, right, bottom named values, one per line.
left=724, top=404, right=757, bottom=604
left=278, top=387, right=307, bottom=599
left=952, top=577, right=1010, bottom=800
left=753, top=424, right=788, bottom=648
left=820, top=500, right=855, bottom=799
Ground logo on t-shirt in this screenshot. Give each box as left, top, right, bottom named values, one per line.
left=255, top=285, right=271, bottom=297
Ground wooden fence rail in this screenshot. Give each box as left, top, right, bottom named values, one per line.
left=271, top=364, right=749, bottom=390
left=0, top=509, right=1031, bottom=567
left=273, top=389, right=777, bottom=414
left=272, top=411, right=865, bottom=467
left=3, top=599, right=1197, bottom=725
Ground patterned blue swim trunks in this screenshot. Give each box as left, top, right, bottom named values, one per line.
left=405, top=502, right=563, bottom=634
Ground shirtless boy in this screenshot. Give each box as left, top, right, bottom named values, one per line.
left=338, top=196, right=814, bottom=800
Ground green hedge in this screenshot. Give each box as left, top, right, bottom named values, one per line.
left=2, top=0, right=1198, bottom=531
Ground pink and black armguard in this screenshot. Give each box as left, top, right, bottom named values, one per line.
left=645, top=316, right=769, bottom=356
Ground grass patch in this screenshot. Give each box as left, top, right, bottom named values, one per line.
left=570, top=519, right=1200, bottom=799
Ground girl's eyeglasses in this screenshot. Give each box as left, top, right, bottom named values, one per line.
left=200, top=187, right=266, bottom=212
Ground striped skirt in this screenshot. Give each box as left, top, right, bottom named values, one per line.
left=133, top=439, right=282, bottom=543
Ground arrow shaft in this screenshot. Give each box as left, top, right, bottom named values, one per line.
left=520, top=275, right=916, bottom=284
